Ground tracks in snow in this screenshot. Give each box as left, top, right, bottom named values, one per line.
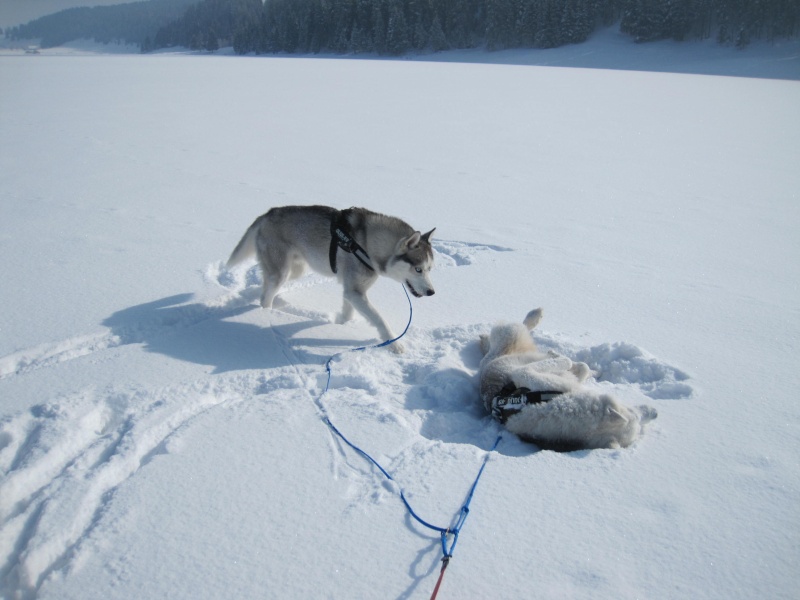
left=0, top=239, right=692, bottom=597
left=0, top=375, right=263, bottom=596
left=0, top=239, right=515, bottom=597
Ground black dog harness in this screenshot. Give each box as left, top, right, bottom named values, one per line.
left=491, top=382, right=564, bottom=424
left=329, top=209, right=375, bottom=273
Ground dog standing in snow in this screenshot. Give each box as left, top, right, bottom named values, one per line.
left=227, top=205, right=435, bottom=352
left=478, top=308, right=657, bottom=451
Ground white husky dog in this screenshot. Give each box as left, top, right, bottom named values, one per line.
left=227, top=205, right=435, bottom=350
left=478, top=308, right=657, bottom=450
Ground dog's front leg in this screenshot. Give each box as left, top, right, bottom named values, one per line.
left=342, top=289, right=404, bottom=353
left=336, top=299, right=355, bottom=324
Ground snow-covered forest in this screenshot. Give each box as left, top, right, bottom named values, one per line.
left=2, top=0, right=193, bottom=48
left=5, top=0, right=799, bottom=54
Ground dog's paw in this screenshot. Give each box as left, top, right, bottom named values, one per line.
left=387, top=341, right=405, bottom=354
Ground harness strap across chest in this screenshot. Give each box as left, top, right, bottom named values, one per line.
left=491, top=382, right=564, bottom=424
left=329, top=209, right=375, bottom=273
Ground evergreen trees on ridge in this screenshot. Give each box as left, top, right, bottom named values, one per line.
left=5, top=0, right=799, bottom=55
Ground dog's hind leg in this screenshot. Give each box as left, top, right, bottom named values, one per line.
left=260, top=271, right=289, bottom=309
left=258, top=250, right=291, bottom=309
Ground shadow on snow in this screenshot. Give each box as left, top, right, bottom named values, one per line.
left=101, top=293, right=333, bottom=374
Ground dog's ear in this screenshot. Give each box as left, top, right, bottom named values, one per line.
left=606, top=406, right=629, bottom=423
left=399, top=231, right=422, bottom=252
left=421, top=228, right=435, bottom=244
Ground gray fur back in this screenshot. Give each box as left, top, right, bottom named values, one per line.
left=232, top=205, right=425, bottom=274
left=257, top=204, right=338, bottom=255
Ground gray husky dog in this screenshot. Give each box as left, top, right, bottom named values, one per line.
left=478, top=308, right=657, bottom=450
left=227, top=205, right=435, bottom=350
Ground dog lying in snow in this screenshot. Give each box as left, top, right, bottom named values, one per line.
left=478, top=308, right=657, bottom=451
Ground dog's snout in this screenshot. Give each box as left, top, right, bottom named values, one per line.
left=426, top=289, right=435, bottom=296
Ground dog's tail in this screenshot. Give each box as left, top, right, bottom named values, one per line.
left=523, top=308, right=543, bottom=331
left=226, top=216, right=263, bottom=269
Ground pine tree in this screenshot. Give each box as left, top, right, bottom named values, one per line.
left=204, top=28, right=219, bottom=50
left=443, top=0, right=472, bottom=49
left=534, top=0, right=558, bottom=48
left=516, top=0, right=539, bottom=47
left=664, top=0, right=694, bottom=41
left=406, top=0, right=429, bottom=49
left=485, top=0, right=513, bottom=50
left=429, top=14, right=449, bottom=51
left=372, top=2, right=387, bottom=53
left=385, top=0, right=409, bottom=55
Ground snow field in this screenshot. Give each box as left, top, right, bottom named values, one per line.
left=1, top=250, right=686, bottom=597
left=1, top=40, right=798, bottom=598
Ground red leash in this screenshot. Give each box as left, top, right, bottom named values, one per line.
left=429, top=557, right=450, bottom=600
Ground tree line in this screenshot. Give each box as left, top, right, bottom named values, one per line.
left=620, top=0, right=799, bottom=47
left=181, top=0, right=800, bottom=54
left=148, top=0, right=263, bottom=51
left=4, top=0, right=196, bottom=48
left=6, top=0, right=799, bottom=54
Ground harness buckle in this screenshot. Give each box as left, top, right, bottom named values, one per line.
left=491, top=384, right=564, bottom=424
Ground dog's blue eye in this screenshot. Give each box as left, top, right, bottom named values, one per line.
left=415, top=267, right=422, bottom=273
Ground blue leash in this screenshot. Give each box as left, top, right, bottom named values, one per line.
left=318, top=285, right=502, bottom=572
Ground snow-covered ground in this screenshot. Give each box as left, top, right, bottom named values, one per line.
left=1, top=34, right=798, bottom=600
